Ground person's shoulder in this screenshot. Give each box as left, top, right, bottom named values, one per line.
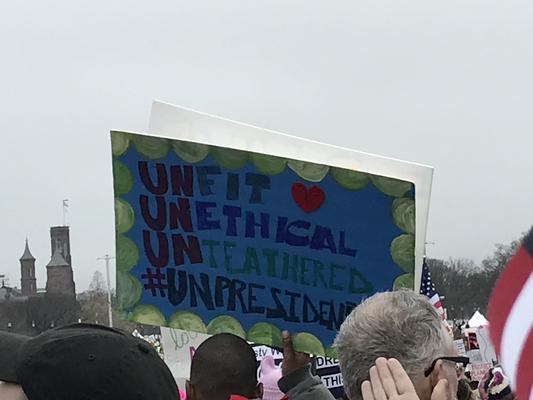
left=278, top=365, right=335, bottom=400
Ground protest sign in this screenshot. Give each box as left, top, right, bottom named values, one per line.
left=454, top=339, right=467, bottom=356
left=315, top=356, right=344, bottom=398
left=463, top=326, right=497, bottom=364
left=112, top=103, right=433, bottom=355
left=254, top=345, right=283, bottom=362
left=466, top=331, right=480, bottom=350
left=159, top=327, right=210, bottom=379
left=467, top=349, right=483, bottom=363
left=471, top=362, right=493, bottom=382
left=477, top=326, right=497, bottom=364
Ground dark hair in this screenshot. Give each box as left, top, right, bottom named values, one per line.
left=190, top=333, right=258, bottom=400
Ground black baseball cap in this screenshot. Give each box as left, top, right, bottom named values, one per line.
left=0, top=323, right=178, bottom=400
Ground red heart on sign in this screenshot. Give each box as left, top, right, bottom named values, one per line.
left=291, top=183, right=325, bottom=213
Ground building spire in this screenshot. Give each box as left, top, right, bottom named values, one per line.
left=20, top=238, right=36, bottom=261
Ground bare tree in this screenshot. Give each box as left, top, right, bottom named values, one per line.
left=428, top=232, right=525, bottom=319
left=88, top=270, right=107, bottom=295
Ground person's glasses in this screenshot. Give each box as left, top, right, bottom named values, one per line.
left=424, top=356, right=469, bottom=377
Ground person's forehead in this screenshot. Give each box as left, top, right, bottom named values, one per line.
left=0, top=381, right=27, bottom=400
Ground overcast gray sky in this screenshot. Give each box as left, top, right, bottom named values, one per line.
left=1, top=1, right=532, bottom=292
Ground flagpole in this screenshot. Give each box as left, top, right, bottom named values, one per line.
left=97, top=254, right=115, bottom=328
left=62, top=199, right=69, bottom=226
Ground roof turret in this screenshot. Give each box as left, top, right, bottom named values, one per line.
left=20, top=239, right=35, bottom=261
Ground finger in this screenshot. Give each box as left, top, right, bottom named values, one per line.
left=376, top=358, right=398, bottom=397
left=369, top=365, right=387, bottom=400
left=362, top=381, right=376, bottom=400
left=387, top=359, right=416, bottom=395
left=282, top=330, right=295, bottom=360
left=430, top=379, right=450, bottom=400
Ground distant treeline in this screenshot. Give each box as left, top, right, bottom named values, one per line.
left=428, top=233, right=524, bottom=319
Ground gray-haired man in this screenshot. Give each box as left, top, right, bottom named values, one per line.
left=335, top=291, right=466, bottom=400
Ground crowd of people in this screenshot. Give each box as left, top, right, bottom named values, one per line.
left=0, top=291, right=514, bottom=400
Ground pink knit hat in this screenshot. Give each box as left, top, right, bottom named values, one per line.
left=259, top=356, right=284, bottom=400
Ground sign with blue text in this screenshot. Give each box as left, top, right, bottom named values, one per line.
left=112, top=104, right=433, bottom=355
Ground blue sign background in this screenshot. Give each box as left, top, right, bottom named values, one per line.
left=117, top=142, right=407, bottom=346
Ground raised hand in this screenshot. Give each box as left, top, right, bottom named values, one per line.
left=361, top=358, right=450, bottom=400
left=281, top=330, right=311, bottom=376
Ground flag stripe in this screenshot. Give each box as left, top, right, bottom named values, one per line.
left=488, top=227, right=533, bottom=400
left=515, top=328, right=533, bottom=400
left=420, top=261, right=444, bottom=318
left=488, top=247, right=533, bottom=354
left=429, top=293, right=440, bottom=305
left=501, top=272, right=533, bottom=387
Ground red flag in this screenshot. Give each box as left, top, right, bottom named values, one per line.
left=488, top=227, right=533, bottom=400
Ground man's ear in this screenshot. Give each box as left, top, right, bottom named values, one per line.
left=255, top=382, right=264, bottom=399
left=428, top=360, right=446, bottom=388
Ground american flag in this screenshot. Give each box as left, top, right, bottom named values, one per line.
left=420, top=260, right=445, bottom=320
left=488, top=227, right=533, bottom=400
